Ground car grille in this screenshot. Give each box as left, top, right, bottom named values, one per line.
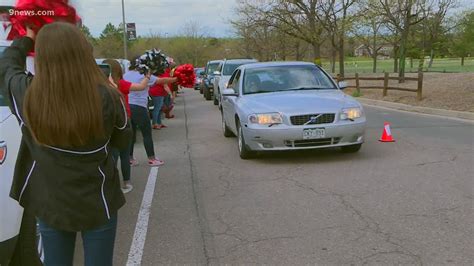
left=285, top=138, right=341, bottom=148
left=290, top=114, right=335, bottom=126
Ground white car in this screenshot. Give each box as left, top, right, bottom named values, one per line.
left=95, top=58, right=130, bottom=74
left=212, top=59, right=257, bottom=107
left=0, top=40, right=24, bottom=264
left=221, top=62, right=366, bottom=159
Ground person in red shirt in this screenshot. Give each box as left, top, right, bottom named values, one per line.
left=149, top=68, right=174, bottom=129
left=104, top=59, right=150, bottom=193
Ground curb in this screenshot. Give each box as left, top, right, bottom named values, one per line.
left=357, top=98, right=474, bottom=121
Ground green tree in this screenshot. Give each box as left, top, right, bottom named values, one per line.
left=376, top=0, right=430, bottom=81
left=451, top=11, right=474, bottom=66
left=80, top=24, right=95, bottom=44
left=96, top=23, right=124, bottom=59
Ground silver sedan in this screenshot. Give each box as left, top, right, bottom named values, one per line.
left=220, top=62, right=366, bottom=159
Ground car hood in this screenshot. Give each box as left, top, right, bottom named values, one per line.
left=240, top=90, right=361, bottom=114
left=0, top=106, right=13, bottom=123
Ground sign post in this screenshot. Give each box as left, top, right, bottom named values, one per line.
left=126, top=23, right=136, bottom=41
left=121, top=0, right=127, bottom=59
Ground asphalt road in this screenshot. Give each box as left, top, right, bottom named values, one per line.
left=74, top=89, right=473, bottom=265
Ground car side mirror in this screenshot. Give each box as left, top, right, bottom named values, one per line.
left=222, top=88, right=238, bottom=97
left=200, top=71, right=205, bottom=76
left=213, top=71, right=221, bottom=75
left=338, top=81, right=348, bottom=90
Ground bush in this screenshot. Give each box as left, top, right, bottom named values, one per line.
left=352, top=90, right=362, bottom=97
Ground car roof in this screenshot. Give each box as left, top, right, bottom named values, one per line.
left=223, top=59, right=258, bottom=64
left=208, top=60, right=223, bottom=64
left=239, top=61, right=315, bottom=70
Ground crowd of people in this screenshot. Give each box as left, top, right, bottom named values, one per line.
left=112, top=58, right=180, bottom=193
left=0, top=21, right=188, bottom=265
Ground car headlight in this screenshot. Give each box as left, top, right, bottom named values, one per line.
left=248, top=113, right=283, bottom=125
left=340, top=107, right=363, bottom=120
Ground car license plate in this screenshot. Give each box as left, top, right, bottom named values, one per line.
left=303, top=128, right=326, bottom=139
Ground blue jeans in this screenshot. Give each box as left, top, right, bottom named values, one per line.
left=164, top=95, right=172, bottom=109
left=38, top=216, right=117, bottom=266
left=130, top=104, right=155, bottom=158
left=151, top=96, right=165, bottom=125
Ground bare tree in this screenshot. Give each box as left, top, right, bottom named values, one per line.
left=231, top=0, right=308, bottom=61
left=376, top=0, right=431, bottom=81
left=242, top=0, right=326, bottom=65
left=318, top=0, right=358, bottom=76
left=181, top=21, right=209, bottom=66
left=420, top=0, right=457, bottom=68
left=354, top=0, right=387, bottom=73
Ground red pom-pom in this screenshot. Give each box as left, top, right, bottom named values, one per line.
left=174, top=64, right=196, bottom=88
left=7, top=0, right=80, bottom=40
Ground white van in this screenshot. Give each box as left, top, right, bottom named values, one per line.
left=0, top=8, right=40, bottom=262
left=95, top=58, right=131, bottom=73
left=0, top=39, right=25, bottom=264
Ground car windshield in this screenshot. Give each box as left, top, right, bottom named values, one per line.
left=194, top=68, right=203, bottom=74
left=0, top=46, right=6, bottom=54
left=223, top=62, right=246, bottom=75
left=206, top=63, right=220, bottom=74
left=243, top=65, right=336, bottom=95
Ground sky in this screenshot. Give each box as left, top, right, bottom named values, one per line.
left=0, top=0, right=239, bottom=37
left=1, top=0, right=473, bottom=38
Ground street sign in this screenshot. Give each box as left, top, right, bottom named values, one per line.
left=126, top=23, right=136, bottom=41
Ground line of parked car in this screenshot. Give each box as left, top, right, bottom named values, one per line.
left=195, top=58, right=367, bottom=159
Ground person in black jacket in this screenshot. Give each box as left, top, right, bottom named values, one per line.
left=0, top=22, right=130, bottom=266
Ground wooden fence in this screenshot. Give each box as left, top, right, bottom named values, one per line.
left=334, top=71, right=424, bottom=101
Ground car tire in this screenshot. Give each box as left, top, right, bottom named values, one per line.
left=341, top=144, right=362, bottom=153
left=222, top=113, right=234, bottom=138
left=237, top=122, right=255, bottom=159
left=199, top=86, right=203, bottom=94
left=205, top=88, right=212, bottom=101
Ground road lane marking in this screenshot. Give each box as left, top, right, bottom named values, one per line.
left=126, top=167, right=159, bottom=266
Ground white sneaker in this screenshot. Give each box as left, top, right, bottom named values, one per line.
left=121, top=182, right=133, bottom=194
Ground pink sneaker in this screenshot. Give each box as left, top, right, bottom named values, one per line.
left=130, top=158, right=139, bottom=166
left=148, top=158, right=164, bottom=167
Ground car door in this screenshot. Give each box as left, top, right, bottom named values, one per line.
left=223, top=70, right=241, bottom=133
left=213, top=62, right=223, bottom=97
left=0, top=93, right=24, bottom=260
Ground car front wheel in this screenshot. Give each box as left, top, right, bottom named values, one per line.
left=341, top=144, right=362, bottom=153
left=204, top=88, right=212, bottom=101
left=222, top=113, right=234, bottom=138
left=237, top=122, right=255, bottom=159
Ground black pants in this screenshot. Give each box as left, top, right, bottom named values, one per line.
left=129, top=104, right=155, bottom=158
left=9, top=207, right=42, bottom=266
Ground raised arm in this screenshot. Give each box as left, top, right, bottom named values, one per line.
left=0, top=33, right=35, bottom=110
left=154, top=77, right=177, bottom=85
left=129, top=76, right=151, bottom=91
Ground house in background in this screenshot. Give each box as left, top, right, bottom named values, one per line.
left=354, top=44, right=394, bottom=58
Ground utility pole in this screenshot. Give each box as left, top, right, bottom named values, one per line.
left=121, top=0, right=128, bottom=59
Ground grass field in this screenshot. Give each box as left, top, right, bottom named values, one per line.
left=321, top=57, right=474, bottom=74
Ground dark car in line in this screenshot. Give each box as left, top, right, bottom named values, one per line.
left=200, top=60, right=223, bottom=100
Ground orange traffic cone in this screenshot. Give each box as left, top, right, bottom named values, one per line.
left=379, top=122, right=395, bottom=142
